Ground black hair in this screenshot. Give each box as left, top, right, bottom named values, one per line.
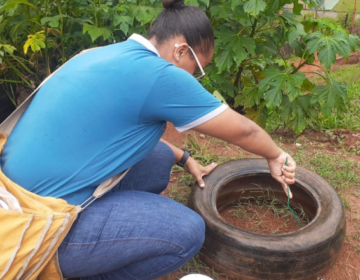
left=148, top=0, right=214, bottom=55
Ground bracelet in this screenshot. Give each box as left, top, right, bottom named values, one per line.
left=176, top=149, right=191, bottom=167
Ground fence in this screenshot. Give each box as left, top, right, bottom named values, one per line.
left=283, top=8, right=360, bottom=20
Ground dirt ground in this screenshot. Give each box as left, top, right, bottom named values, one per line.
left=161, top=123, right=360, bottom=280
left=296, top=51, right=360, bottom=74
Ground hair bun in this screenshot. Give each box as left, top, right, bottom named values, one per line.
left=162, top=0, right=185, bottom=9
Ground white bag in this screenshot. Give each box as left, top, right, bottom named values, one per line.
left=0, top=186, right=22, bottom=212
left=180, top=274, right=213, bottom=280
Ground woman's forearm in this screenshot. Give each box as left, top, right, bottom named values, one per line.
left=193, top=108, right=282, bottom=160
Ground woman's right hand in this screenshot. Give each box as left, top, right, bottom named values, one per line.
left=267, top=151, right=296, bottom=198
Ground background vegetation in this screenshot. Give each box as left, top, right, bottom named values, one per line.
left=0, top=0, right=359, bottom=134
left=334, top=0, right=360, bottom=13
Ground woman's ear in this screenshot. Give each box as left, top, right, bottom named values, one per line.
left=174, top=43, right=189, bottom=62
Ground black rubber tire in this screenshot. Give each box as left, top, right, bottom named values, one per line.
left=188, top=159, right=346, bottom=280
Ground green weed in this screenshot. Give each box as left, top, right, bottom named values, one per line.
left=167, top=186, right=191, bottom=204
left=227, top=189, right=309, bottom=234
left=176, top=255, right=229, bottom=280
left=184, top=133, right=232, bottom=166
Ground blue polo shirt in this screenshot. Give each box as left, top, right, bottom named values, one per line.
left=0, top=34, right=228, bottom=205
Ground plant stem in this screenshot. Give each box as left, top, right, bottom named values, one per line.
left=302, top=71, right=327, bottom=80
left=57, top=0, right=66, bottom=63
left=250, top=19, right=258, bottom=37
left=234, top=66, right=244, bottom=88
left=291, top=60, right=307, bottom=74
left=0, top=79, right=24, bottom=84
left=44, top=0, right=51, bottom=76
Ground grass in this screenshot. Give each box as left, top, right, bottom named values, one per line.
left=291, top=147, right=360, bottom=190
left=333, top=0, right=360, bottom=13
left=165, top=65, right=360, bottom=278
left=166, top=137, right=360, bottom=278
left=312, top=65, right=360, bottom=131
left=177, top=256, right=230, bottom=280
left=170, top=133, right=238, bottom=188
left=226, top=189, right=309, bottom=234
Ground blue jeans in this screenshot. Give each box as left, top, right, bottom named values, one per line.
left=58, top=142, right=205, bottom=280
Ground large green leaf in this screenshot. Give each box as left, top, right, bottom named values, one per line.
left=245, top=105, right=268, bottom=128
left=83, top=24, right=112, bottom=42
left=243, top=0, right=266, bottom=16
left=114, top=15, right=132, bottom=35
left=199, top=0, right=210, bottom=7
left=236, top=82, right=261, bottom=107
left=131, top=5, right=161, bottom=25
left=210, top=4, right=232, bottom=20
left=256, top=35, right=278, bottom=58
left=311, top=77, right=347, bottom=116
left=231, top=0, right=243, bottom=11
left=0, top=0, right=36, bottom=13
left=185, top=0, right=199, bottom=6
left=41, top=15, right=71, bottom=28
left=266, top=0, right=280, bottom=15
left=281, top=95, right=315, bottom=134
left=214, top=51, right=234, bottom=73
left=306, top=32, right=351, bottom=68
left=349, top=34, right=360, bottom=51
left=214, top=26, right=256, bottom=72
left=293, top=1, right=303, bottom=15
left=259, top=67, right=306, bottom=108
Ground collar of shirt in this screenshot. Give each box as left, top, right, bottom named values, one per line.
left=128, top=34, right=161, bottom=57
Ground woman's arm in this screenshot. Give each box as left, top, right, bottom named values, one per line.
left=193, top=108, right=296, bottom=198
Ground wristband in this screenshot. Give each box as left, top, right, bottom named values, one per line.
left=176, top=149, right=191, bottom=168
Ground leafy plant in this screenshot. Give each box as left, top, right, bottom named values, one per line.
left=187, top=0, right=360, bottom=134
left=0, top=0, right=359, bottom=133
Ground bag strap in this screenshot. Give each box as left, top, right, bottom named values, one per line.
left=0, top=47, right=130, bottom=210
left=79, top=167, right=131, bottom=211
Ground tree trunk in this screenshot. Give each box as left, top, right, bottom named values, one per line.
left=350, top=0, right=358, bottom=34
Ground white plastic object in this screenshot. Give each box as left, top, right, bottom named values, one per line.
left=0, top=199, right=9, bottom=210
left=0, top=187, right=22, bottom=212
left=180, top=274, right=213, bottom=280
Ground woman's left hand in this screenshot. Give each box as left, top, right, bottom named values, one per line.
left=183, top=157, right=217, bottom=188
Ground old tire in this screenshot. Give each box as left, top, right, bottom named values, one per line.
left=188, top=159, right=346, bottom=280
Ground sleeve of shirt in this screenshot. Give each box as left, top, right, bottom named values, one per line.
left=140, top=64, right=228, bottom=132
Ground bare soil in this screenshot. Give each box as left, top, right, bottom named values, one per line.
left=219, top=198, right=309, bottom=234
left=160, top=123, right=360, bottom=280
left=295, top=51, right=360, bottom=74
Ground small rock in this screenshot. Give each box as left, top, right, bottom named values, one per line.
left=295, top=143, right=302, bottom=147
left=199, top=134, right=206, bottom=139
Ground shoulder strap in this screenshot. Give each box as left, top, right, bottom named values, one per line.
left=79, top=168, right=131, bottom=211
left=0, top=47, right=130, bottom=208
